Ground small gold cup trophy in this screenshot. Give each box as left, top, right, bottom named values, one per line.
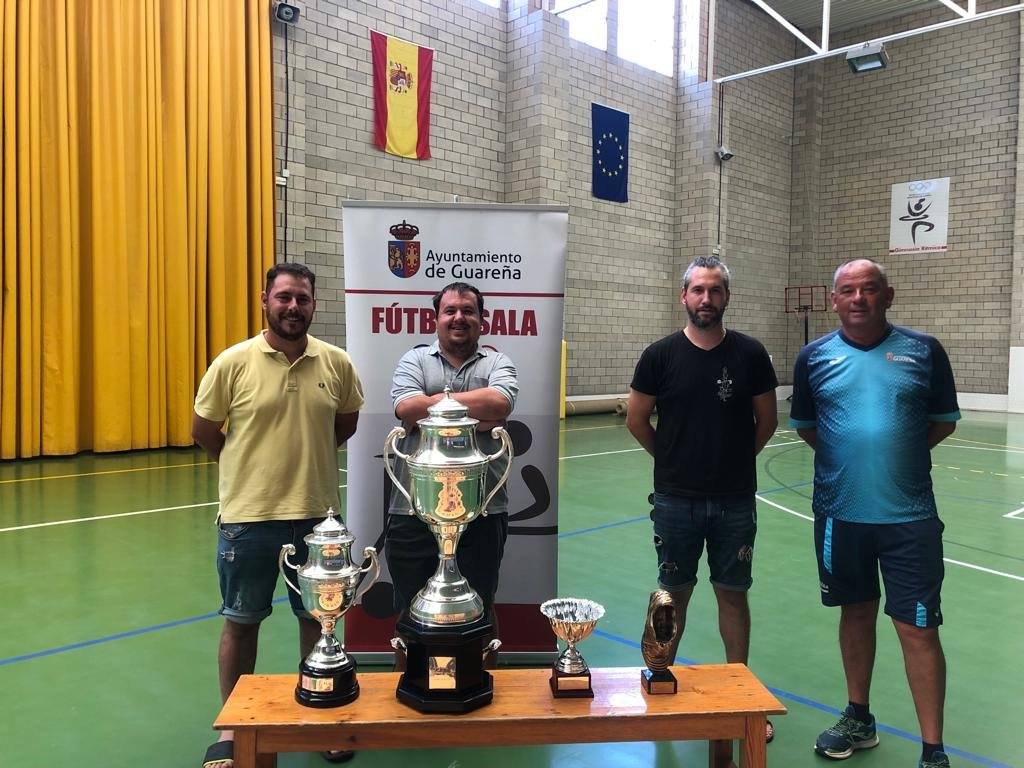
left=540, top=597, right=605, bottom=698
left=279, top=509, right=379, bottom=707
left=640, top=589, right=679, bottom=694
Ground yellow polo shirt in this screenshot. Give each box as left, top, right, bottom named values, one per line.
left=194, top=333, right=364, bottom=523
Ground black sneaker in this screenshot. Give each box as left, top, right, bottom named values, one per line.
left=814, top=705, right=879, bottom=759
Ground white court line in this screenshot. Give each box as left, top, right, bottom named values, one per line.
left=756, top=496, right=1024, bottom=582
left=0, top=502, right=219, bottom=533
left=763, top=440, right=803, bottom=449
left=0, top=461, right=215, bottom=485
left=947, top=435, right=1024, bottom=451
left=756, top=494, right=813, bottom=521
left=560, top=440, right=800, bottom=462
left=559, top=448, right=644, bottom=460
left=1004, top=507, right=1024, bottom=520
left=936, top=443, right=1024, bottom=454
left=0, top=484, right=351, bottom=534
left=0, top=448, right=349, bottom=486
left=944, top=558, right=1024, bottom=582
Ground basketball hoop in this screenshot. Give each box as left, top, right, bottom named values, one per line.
left=785, top=285, right=828, bottom=347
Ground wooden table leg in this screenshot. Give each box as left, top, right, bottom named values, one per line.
left=233, top=730, right=276, bottom=768
left=708, top=738, right=735, bottom=768
left=740, top=715, right=767, bottom=767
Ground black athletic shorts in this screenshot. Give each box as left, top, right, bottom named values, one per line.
left=815, top=516, right=944, bottom=628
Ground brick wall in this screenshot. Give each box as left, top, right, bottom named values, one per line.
left=270, top=0, right=1020, bottom=396
left=794, top=5, right=1019, bottom=393
left=271, top=0, right=507, bottom=347
left=712, top=0, right=795, bottom=375
left=274, top=0, right=697, bottom=395
left=513, top=8, right=681, bottom=394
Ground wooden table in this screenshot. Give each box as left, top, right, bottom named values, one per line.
left=215, top=664, right=786, bottom=768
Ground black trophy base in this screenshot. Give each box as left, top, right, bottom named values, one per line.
left=549, top=668, right=594, bottom=698
left=641, top=667, right=678, bottom=695
left=395, top=612, right=495, bottom=714
left=295, top=656, right=360, bottom=708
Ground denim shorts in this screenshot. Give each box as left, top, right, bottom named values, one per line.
left=651, top=492, right=757, bottom=592
left=217, top=517, right=321, bottom=624
left=815, top=516, right=945, bottom=628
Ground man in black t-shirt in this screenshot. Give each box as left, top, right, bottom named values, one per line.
left=627, top=256, right=778, bottom=742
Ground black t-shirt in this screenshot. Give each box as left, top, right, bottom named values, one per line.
left=631, top=330, right=778, bottom=496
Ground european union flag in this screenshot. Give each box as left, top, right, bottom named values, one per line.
left=592, top=103, right=629, bottom=203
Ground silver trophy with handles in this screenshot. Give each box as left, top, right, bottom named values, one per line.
left=279, top=508, right=379, bottom=707
left=383, top=388, right=513, bottom=712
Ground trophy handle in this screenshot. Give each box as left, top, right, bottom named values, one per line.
left=355, top=547, right=380, bottom=604
left=383, top=426, right=414, bottom=508
left=482, top=637, right=502, bottom=666
left=481, top=426, right=514, bottom=515
left=278, top=544, right=301, bottom=595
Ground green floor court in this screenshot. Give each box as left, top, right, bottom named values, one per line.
left=1, top=407, right=1021, bottom=767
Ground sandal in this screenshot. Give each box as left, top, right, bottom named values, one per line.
left=202, top=741, right=234, bottom=768
left=322, top=750, right=356, bottom=763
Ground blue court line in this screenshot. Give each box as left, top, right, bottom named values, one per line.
left=0, top=597, right=288, bottom=668
left=934, top=490, right=1020, bottom=508
left=758, top=479, right=814, bottom=495
left=593, top=628, right=1013, bottom=768
left=556, top=484, right=813, bottom=540
left=558, top=515, right=649, bottom=539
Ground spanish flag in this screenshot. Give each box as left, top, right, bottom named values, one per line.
left=371, top=31, right=433, bottom=160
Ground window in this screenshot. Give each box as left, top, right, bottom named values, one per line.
left=618, top=0, right=675, bottom=75
left=552, top=0, right=608, bottom=52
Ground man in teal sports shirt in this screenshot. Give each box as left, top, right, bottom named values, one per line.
left=790, top=259, right=959, bottom=768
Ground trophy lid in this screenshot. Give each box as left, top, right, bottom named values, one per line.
left=420, top=387, right=477, bottom=427
left=308, top=507, right=354, bottom=545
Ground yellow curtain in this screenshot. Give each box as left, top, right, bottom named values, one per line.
left=0, top=0, right=275, bottom=458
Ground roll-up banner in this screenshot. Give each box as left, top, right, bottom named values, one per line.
left=341, top=201, right=568, bottom=660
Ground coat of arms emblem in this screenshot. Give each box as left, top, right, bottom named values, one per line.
left=388, top=220, right=421, bottom=278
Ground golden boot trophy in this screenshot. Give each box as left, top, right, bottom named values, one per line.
left=640, top=589, right=679, bottom=694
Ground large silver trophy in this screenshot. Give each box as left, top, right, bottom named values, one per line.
left=384, top=389, right=513, bottom=712
left=540, top=597, right=605, bottom=698
left=279, top=508, right=379, bottom=707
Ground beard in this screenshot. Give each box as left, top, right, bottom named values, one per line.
left=686, top=304, right=725, bottom=329
left=267, top=311, right=311, bottom=341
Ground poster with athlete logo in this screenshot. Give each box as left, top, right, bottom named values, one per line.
left=341, top=201, right=568, bottom=659
left=889, top=177, right=950, bottom=254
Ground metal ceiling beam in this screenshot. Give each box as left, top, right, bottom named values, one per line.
left=935, top=0, right=969, bottom=17
left=747, top=0, right=821, bottom=52
left=716, top=2, right=1024, bottom=83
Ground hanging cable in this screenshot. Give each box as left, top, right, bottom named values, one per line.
left=282, top=22, right=291, bottom=259
left=716, top=82, right=725, bottom=249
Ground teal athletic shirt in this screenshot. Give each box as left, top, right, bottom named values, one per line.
left=789, top=325, right=960, bottom=523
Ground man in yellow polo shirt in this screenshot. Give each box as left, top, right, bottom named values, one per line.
left=193, top=263, right=364, bottom=768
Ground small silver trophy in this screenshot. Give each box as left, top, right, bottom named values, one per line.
left=540, top=597, right=605, bottom=698
left=640, top=589, right=679, bottom=694
left=279, top=508, right=379, bottom=707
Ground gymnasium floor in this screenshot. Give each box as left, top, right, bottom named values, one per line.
left=1, top=406, right=1021, bottom=767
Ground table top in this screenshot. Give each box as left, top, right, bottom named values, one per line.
left=216, top=664, right=786, bottom=740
